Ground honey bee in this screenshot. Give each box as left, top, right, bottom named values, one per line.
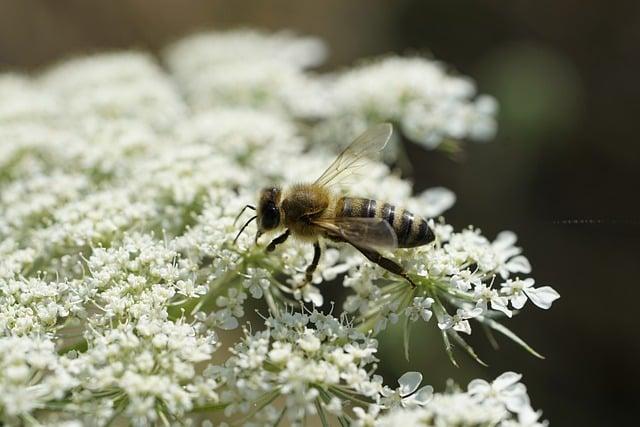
left=234, top=123, right=434, bottom=287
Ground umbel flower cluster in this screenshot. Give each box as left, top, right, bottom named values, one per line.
left=0, top=29, right=558, bottom=425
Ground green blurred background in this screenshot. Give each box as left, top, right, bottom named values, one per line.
left=1, top=1, right=639, bottom=425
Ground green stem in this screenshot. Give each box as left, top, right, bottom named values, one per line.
left=328, top=386, right=374, bottom=407
left=272, top=406, right=287, bottom=427
left=232, top=389, right=281, bottom=426
left=190, top=402, right=229, bottom=413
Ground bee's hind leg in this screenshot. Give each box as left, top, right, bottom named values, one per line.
left=355, top=246, right=417, bottom=288
left=266, top=230, right=290, bottom=252
left=303, top=241, right=322, bottom=285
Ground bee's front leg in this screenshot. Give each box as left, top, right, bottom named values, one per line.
left=304, top=241, right=322, bottom=284
left=266, top=230, right=290, bottom=252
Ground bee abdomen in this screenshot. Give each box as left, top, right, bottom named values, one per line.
left=339, top=197, right=378, bottom=219
left=338, top=197, right=434, bottom=248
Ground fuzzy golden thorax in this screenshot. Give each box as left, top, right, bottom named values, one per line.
left=280, top=183, right=334, bottom=240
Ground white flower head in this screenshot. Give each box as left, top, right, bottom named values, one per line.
left=380, top=371, right=433, bottom=409
left=405, top=296, right=435, bottom=322
left=492, top=231, right=532, bottom=279
left=501, top=278, right=560, bottom=310
left=318, top=56, right=497, bottom=153
left=0, top=27, right=557, bottom=426
left=438, top=307, right=483, bottom=335
left=468, top=371, right=530, bottom=414
left=474, top=283, right=512, bottom=317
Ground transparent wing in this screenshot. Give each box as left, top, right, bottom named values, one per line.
left=313, top=216, right=398, bottom=251
left=314, top=123, right=393, bottom=188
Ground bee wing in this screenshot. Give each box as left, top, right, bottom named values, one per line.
left=314, top=123, right=393, bottom=188
left=313, top=216, right=398, bottom=251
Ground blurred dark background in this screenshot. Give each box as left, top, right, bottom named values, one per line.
left=1, top=1, right=639, bottom=425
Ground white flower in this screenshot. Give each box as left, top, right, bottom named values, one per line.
left=468, top=371, right=530, bottom=414
left=380, top=371, right=433, bottom=409
left=0, top=27, right=555, bottom=426
left=297, top=329, right=322, bottom=353
left=0, top=335, right=76, bottom=419
left=411, top=187, right=456, bottom=218
left=450, top=268, right=483, bottom=291
left=376, top=372, right=546, bottom=427
left=268, top=342, right=293, bottom=364
left=66, top=318, right=218, bottom=424
left=41, top=52, right=185, bottom=130
left=319, top=56, right=497, bottom=152
left=352, top=404, right=381, bottom=427
left=492, top=231, right=532, bottom=279
left=501, top=278, right=560, bottom=310
left=165, top=29, right=326, bottom=72
left=377, top=389, right=505, bottom=426
left=0, top=277, right=82, bottom=335
left=438, top=307, right=483, bottom=335
left=324, top=396, right=343, bottom=415
left=212, top=310, right=381, bottom=424
left=405, top=297, right=435, bottom=322
left=293, top=283, right=324, bottom=307
left=164, top=30, right=328, bottom=117
left=474, top=283, right=512, bottom=317
left=0, top=75, right=59, bottom=124
left=512, top=405, right=548, bottom=427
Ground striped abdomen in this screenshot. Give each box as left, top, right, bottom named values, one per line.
left=337, top=197, right=434, bottom=248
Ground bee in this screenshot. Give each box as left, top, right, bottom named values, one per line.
left=234, top=123, right=434, bottom=287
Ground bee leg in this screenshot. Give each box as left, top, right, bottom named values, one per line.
left=355, top=246, right=417, bottom=288
left=266, top=230, right=290, bottom=252
left=304, top=242, right=322, bottom=284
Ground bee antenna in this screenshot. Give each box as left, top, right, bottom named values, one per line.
left=233, top=204, right=256, bottom=225
left=233, top=216, right=257, bottom=245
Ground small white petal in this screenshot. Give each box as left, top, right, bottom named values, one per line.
left=502, top=389, right=531, bottom=413
left=413, top=385, right=434, bottom=405
left=418, top=187, right=456, bottom=217
left=491, top=298, right=513, bottom=318
left=518, top=405, right=544, bottom=424
left=453, top=320, right=472, bottom=335
left=493, top=231, right=517, bottom=250
left=493, top=372, right=522, bottom=390
left=221, top=316, right=239, bottom=330
left=524, top=286, right=560, bottom=309
left=465, top=307, right=483, bottom=319
left=438, top=316, right=454, bottom=330
left=398, top=371, right=422, bottom=395
left=511, top=293, right=528, bottom=310
left=505, top=255, right=532, bottom=274
left=467, top=379, right=491, bottom=395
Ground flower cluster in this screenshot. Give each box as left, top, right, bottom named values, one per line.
left=208, top=310, right=381, bottom=425
left=314, top=57, right=498, bottom=154
left=81, top=232, right=205, bottom=324
left=0, top=276, right=82, bottom=335
left=0, top=335, right=76, bottom=421
left=163, top=30, right=497, bottom=155
left=165, top=30, right=328, bottom=117
left=376, top=372, right=547, bottom=427
left=344, top=224, right=559, bottom=364
left=64, top=318, right=218, bottom=425
left=0, top=28, right=555, bottom=425
left=42, top=52, right=186, bottom=130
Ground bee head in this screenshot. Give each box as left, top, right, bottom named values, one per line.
left=257, top=186, right=282, bottom=234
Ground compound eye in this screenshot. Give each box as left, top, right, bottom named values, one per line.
left=261, top=203, right=280, bottom=229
